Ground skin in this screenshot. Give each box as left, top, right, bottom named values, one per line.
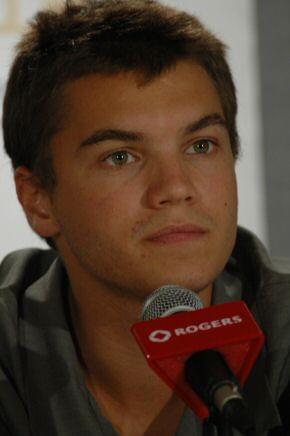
left=15, top=61, right=238, bottom=435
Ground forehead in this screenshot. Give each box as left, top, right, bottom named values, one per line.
left=59, top=61, right=224, bottom=140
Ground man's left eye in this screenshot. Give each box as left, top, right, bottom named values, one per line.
left=186, top=139, right=215, bottom=154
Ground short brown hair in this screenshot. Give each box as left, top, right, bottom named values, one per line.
left=3, top=0, right=239, bottom=190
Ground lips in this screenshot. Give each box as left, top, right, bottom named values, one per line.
left=146, top=224, right=208, bottom=243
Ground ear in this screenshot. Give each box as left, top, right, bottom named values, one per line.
left=14, top=166, right=60, bottom=238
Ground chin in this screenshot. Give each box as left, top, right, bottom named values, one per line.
left=145, top=273, right=213, bottom=296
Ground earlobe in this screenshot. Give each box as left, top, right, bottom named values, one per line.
left=14, top=166, right=60, bottom=238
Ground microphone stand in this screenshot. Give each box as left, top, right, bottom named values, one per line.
left=202, top=414, right=257, bottom=436
left=216, top=415, right=234, bottom=436
left=204, top=408, right=258, bottom=436
left=202, top=416, right=237, bottom=436
left=217, top=396, right=258, bottom=436
left=185, top=350, right=258, bottom=436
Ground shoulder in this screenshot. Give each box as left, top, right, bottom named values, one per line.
left=0, top=248, right=58, bottom=357
left=0, top=248, right=58, bottom=292
left=0, top=248, right=57, bottom=322
left=234, top=227, right=290, bottom=290
left=0, top=249, right=59, bottom=436
left=270, top=257, right=290, bottom=275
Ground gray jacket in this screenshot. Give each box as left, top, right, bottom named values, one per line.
left=0, top=227, right=289, bottom=435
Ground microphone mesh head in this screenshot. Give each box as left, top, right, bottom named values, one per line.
left=141, top=284, right=204, bottom=321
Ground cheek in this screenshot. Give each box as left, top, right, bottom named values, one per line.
left=218, top=174, right=238, bottom=249
left=61, top=179, right=140, bottom=233
left=222, top=176, right=237, bottom=219
left=226, top=171, right=238, bottom=211
left=206, top=169, right=238, bottom=261
left=205, top=167, right=237, bottom=201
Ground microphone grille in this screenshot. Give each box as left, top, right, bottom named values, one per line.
left=141, top=284, right=204, bottom=321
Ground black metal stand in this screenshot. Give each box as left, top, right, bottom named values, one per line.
left=202, top=408, right=258, bottom=436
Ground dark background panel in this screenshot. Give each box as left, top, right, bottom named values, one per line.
left=256, top=0, right=290, bottom=258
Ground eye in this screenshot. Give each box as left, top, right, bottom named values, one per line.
left=103, top=150, right=136, bottom=166
left=186, top=139, right=215, bottom=155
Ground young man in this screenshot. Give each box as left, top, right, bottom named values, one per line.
left=0, top=1, right=289, bottom=435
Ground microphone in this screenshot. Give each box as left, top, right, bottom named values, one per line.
left=131, top=285, right=264, bottom=433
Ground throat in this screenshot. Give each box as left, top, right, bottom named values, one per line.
left=86, top=370, right=186, bottom=436
left=68, top=284, right=188, bottom=434
left=76, top=307, right=186, bottom=435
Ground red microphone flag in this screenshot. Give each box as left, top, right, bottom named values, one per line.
left=131, top=301, right=265, bottom=420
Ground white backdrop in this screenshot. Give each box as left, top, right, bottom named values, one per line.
left=0, top=0, right=267, bottom=261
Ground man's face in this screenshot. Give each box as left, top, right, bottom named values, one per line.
left=48, top=61, right=238, bottom=301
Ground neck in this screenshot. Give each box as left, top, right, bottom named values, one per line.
left=68, top=271, right=212, bottom=435
left=69, top=283, right=187, bottom=435
left=69, top=279, right=169, bottom=388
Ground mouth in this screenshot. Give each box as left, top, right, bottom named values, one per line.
left=146, top=224, right=208, bottom=244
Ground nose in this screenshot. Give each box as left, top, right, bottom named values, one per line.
left=145, top=156, right=198, bottom=209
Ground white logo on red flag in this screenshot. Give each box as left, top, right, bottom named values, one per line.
left=149, top=330, right=172, bottom=343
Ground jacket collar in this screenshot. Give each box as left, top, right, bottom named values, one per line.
left=230, top=227, right=290, bottom=432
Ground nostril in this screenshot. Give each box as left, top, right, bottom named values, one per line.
left=159, top=199, right=171, bottom=205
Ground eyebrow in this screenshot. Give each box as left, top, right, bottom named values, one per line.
left=184, top=113, right=227, bottom=136
left=79, top=112, right=227, bottom=148
left=80, top=128, right=142, bottom=148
